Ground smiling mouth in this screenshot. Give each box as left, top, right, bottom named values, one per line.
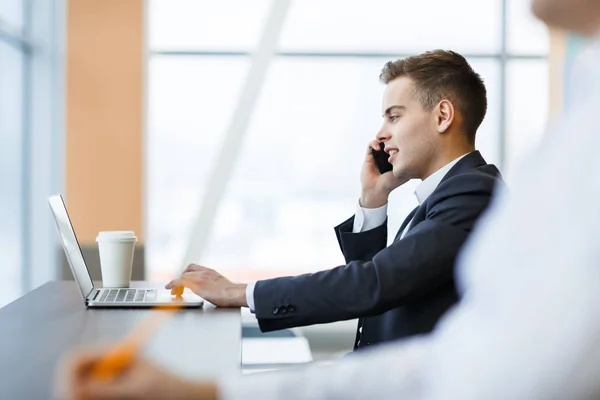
left=388, top=149, right=398, bottom=162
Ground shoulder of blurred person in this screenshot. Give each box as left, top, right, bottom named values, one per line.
left=422, top=33, right=600, bottom=399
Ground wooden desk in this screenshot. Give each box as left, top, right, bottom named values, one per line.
left=0, top=281, right=241, bottom=399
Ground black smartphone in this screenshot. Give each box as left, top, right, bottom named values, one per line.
left=371, top=142, right=393, bottom=174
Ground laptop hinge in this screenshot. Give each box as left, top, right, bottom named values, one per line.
left=87, top=289, right=101, bottom=302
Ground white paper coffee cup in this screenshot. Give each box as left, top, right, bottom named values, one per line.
left=96, top=231, right=137, bottom=288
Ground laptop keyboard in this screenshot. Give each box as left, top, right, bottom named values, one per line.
left=98, top=288, right=150, bottom=303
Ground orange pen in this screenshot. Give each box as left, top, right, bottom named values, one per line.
left=90, top=305, right=182, bottom=381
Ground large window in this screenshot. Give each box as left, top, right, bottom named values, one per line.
left=0, top=1, right=64, bottom=307
left=0, top=1, right=27, bottom=306
left=147, top=0, right=549, bottom=280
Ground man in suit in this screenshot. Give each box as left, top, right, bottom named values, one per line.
left=164, top=49, right=503, bottom=349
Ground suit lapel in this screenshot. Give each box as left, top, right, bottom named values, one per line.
left=393, top=151, right=489, bottom=242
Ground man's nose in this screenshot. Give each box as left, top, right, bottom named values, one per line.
left=376, top=128, right=391, bottom=142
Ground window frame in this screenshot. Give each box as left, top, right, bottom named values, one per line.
left=0, top=0, right=65, bottom=305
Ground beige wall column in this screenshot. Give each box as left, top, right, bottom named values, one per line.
left=64, top=0, right=145, bottom=280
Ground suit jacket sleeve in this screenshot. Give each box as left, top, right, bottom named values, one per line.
left=333, top=215, right=388, bottom=263
left=253, top=172, right=499, bottom=332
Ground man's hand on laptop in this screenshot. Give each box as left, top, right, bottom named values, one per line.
left=165, top=264, right=248, bottom=308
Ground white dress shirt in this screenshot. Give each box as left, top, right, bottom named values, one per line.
left=246, top=154, right=468, bottom=311
left=221, top=35, right=600, bottom=400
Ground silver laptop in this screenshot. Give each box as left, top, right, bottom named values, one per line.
left=48, top=194, right=204, bottom=308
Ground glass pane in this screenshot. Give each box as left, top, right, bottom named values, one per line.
left=203, top=58, right=392, bottom=274
left=149, top=0, right=502, bottom=54
left=149, top=0, right=271, bottom=51
left=505, top=60, right=549, bottom=180
left=0, top=42, right=24, bottom=306
left=279, top=0, right=502, bottom=53
left=0, top=0, right=24, bottom=32
left=146, top=56, right=249, bottom=281
left=198, top=58, right=500, bottom=274
left=507, top=0, right=549, bottom=55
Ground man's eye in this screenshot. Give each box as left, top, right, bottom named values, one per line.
left=389, top=115, right=399, bottom=122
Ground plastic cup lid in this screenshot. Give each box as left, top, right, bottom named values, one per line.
left=96, top=231, right=138, bottom=242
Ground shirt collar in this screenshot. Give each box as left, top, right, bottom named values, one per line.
left=414, top=153, right=471, bottom=204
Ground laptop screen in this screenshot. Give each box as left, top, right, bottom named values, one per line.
left=48, top=195, right=94, bottom=299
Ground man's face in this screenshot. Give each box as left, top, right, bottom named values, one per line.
left=377, top=77, right=437, bottom=181
left=532, top=0, right=600, bottom=34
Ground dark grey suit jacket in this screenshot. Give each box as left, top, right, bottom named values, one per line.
left=253, top=151, right=503, bottom=349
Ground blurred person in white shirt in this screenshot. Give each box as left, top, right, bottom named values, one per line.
left=55, top=0, right=600, bottom=398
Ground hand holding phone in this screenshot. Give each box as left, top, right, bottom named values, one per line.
left=361, top=140, right=405, bottom=208
left=371, top=142, right=393, bottom=174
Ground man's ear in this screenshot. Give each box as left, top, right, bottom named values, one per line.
left=436, top=99, right=455, bottom=133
